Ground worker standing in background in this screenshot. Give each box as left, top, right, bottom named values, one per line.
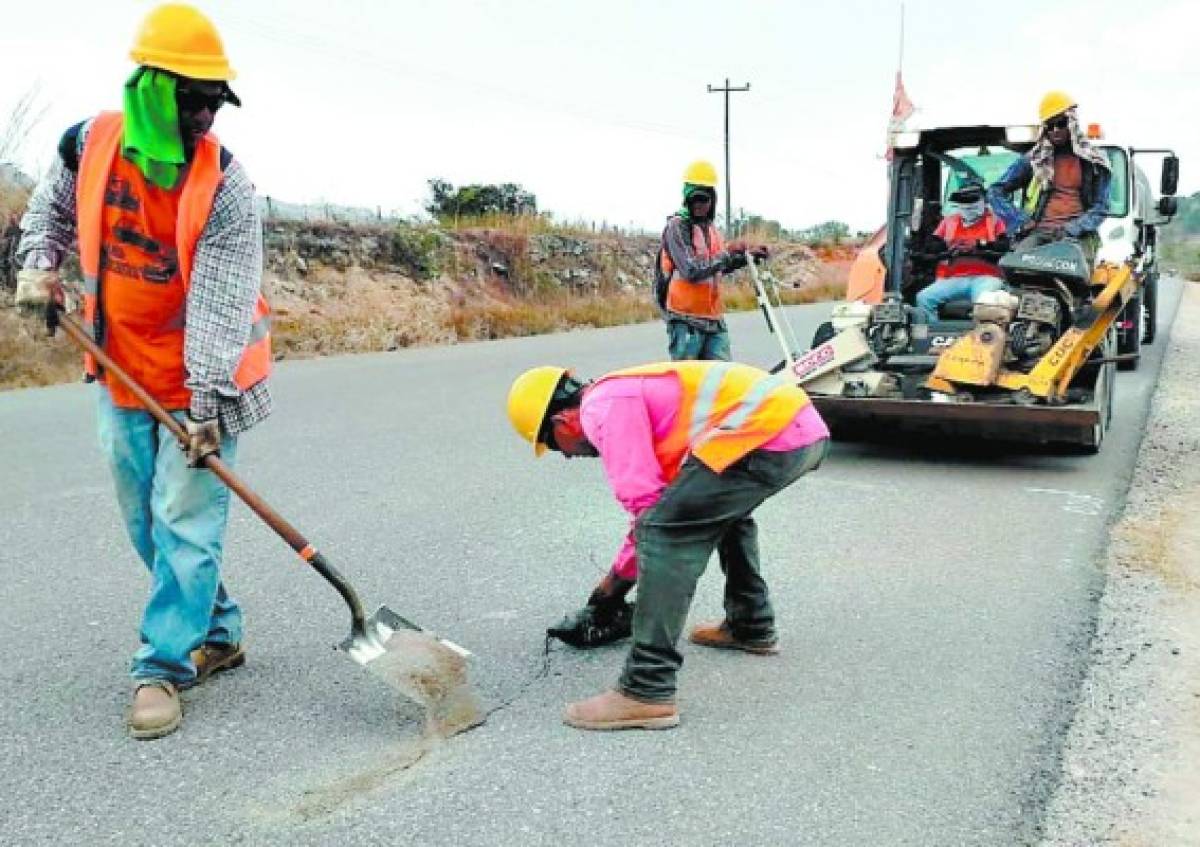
left=16, top=3, right=271, bottom=739
left=654, top=160, right=768, bottom=361
left=507, top=361, right=829, bottom=730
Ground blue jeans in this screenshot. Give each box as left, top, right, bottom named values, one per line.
left=666, top=319, right=731, bottom=361
left=96, top=388, right=242, bottom=686
left=915, top=274, right=1004, bottom=322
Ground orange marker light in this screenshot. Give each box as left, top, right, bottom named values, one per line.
left=1087, top=123, right=1103, bottom=139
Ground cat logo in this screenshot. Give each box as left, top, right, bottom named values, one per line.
left=930, top=336, right=957, bottom=349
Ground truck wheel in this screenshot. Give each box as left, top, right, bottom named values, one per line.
left=1117, top=290, right=1142, bottom=371
left=1143, top=273, right=1158, bottom=345
left=1085, top=332, right=1117, bottom=454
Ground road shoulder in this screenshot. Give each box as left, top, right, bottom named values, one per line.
left=1042, top=280, right=1200, bottom=845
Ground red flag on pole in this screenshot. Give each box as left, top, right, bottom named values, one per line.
left=885, top=71, right=915, bottom=160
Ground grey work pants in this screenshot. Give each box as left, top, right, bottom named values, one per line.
left=618, top=439, right=829, bottom=703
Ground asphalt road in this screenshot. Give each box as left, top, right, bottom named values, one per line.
left=0, top=279, right=1183, bottom=846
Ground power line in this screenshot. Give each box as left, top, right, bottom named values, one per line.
left=707, top=78, right=750, bottom=237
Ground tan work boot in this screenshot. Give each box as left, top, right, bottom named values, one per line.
left=689, top=620, right=780, bottom=655
left=128, top=681, right=181, bottom=740
left=563, top=689, right=679, bottom=731
left=188, top=642, right=245, bottom=688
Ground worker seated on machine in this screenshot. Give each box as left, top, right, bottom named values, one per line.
left=913, top=179, right=1009, bottom=323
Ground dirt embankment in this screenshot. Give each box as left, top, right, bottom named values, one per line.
left=1, top=218, right=853, bottom=390
left=1041, top=281, right=1200, bottom=846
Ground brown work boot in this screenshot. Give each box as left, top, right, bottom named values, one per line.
left=128, top=681, right=181, bottom=740
left=187, top=642, right=246, bottom=688
left=689, top=620, right=780, bottom=655
left=563, top=689, right=679, bottom=731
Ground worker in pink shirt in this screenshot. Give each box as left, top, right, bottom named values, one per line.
left=507, top=360, right=829, bottom=730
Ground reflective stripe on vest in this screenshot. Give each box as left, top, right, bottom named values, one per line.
left=662, top=221, right=725, bottom=319
left=1023, top=178, right=1044, bottom=217
left=75, top=112, right=271, bottom=396
left=598, top=361, right=810, bottom=478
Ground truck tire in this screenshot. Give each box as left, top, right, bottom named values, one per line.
left=1117, top=290, right=1142, bottom=371
left=1085, top=331, right=1117, bottom=454
left=1143, top=273, right=1158, bottom=345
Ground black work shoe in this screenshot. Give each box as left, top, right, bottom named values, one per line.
left=547, top=601, right=634, bottom=648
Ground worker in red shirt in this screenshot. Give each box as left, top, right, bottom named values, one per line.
left=915, top=179, right=1008, bottom=322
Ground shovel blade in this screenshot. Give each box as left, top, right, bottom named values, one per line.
left=339, top=606, right=483, bottom=737
left=340, top=606, right=471, bottom=666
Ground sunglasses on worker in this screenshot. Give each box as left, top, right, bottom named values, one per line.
left=176, top=87, right=227, bottom=114
left=1044, top=116, right=1070, bottom=132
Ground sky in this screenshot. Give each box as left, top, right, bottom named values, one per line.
left=1, top=0, right=1196, bottom=232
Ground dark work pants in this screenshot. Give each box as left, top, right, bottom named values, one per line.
left=1014, top=229, right=1098, bottom=268
left=618, top=439, right=829, bottom=703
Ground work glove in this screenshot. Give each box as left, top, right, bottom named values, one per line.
left=15, top=268, right=64, bottom=310
left=750, top=245, right=770, bottom=261
left=183, top=415, right=221, bottom=467
left=546, top=599, right=634, bottom=649
left=726, top=240, right=748, bottom=254
left=723, top=252, right=749, bottom=272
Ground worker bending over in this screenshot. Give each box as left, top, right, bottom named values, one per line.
left=507, top=361, right=829, bottom=730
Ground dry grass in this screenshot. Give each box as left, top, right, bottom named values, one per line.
left=0, top=293, right=81, bottom=390
left=438, top=212, right=599, bottom=238
left=447, top=278, right=846, bottom=342
left=267, top=267, right=455, bottom=359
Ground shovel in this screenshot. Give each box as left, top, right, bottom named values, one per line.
left=52, top=308, right=482, bottom=736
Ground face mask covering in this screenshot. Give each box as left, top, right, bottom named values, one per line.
left=548, top=409, right=597, bottom=458
left=959, top=198, right=985, bottom=226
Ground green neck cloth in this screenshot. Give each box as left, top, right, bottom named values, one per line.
left=122, top=68, right=186, bottom=190
left=678, top=183, right=714, bottom=221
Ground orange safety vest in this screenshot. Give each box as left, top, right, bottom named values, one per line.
left=76, top=111, right=271, bottom=408
left=597, top=361, right=811, bottom=478
left=661, top=220, right=725, bottom=319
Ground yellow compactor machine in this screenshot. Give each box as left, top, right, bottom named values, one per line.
left=754, top=124, right=1180, bottom=453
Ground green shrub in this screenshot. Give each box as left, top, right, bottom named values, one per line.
left=387, top=223, right=447, bottom=280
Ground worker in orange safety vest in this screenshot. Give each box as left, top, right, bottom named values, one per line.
left=653, top=160, right=768, bottom=361
left=16, top=3, right=271, bottom=740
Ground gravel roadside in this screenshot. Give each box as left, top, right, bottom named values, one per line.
left=1041, top=280, right=1200, bottom=846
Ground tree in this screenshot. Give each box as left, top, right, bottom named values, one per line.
left=425, top=179, right=537, bottom=220
left=798, top=220, right=850, bottom=246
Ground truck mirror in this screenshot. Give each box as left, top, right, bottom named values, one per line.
left=1161, top=156, right=1179, bottom=196
left=1157, top=196, right=1178, bottom=218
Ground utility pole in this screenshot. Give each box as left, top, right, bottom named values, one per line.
left=707, top=77, right=750, bottom=238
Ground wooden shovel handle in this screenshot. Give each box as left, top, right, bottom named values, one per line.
left=54, top=309, right=371, bottom=634
left=56, top=311, right=307, bottom=555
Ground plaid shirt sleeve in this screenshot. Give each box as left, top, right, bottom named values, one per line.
left=184, top=158, right=273, bottom=434
left=663, top=216, right=728, bottom=281
left=16, top=144, right=79, bottom=271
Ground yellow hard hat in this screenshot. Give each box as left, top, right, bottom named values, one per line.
left=130, top=3, right=236, bottom=81
left=507, top=366, right=568, bottom=457
left=1038, top=91, right=1076, bottom=123
left=682, top=160, right=719, bottom=188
